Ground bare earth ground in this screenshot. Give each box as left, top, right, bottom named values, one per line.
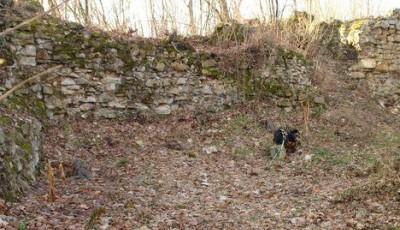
left=2, top=62, right=400, bottom=229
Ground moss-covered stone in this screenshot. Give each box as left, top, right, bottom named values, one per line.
left=210, top=21, right=254, bottom=44
left=0, top=112, right=42, bottom=201
left=0, top=116, right=13, bottom=126
left=2, top=95, right=47, bottom=121
left=275, top=47, right=310, bottom=66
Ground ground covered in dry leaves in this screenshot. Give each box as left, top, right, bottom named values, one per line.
left=2, top=96, right=400, bottom=229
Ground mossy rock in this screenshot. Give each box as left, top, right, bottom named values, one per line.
left=0, top=116, right=13, bottom=126
left=0, top=112, right=42, bottom=201
left=286, top=11, right=315, bottom=25
left=210, top=21, right=254, bottom=44
left=0, top=44, right=15, bottom=67
left=275, top=47, right=310, bottom=66
left=1, top=95, right=47, bottom=120
left=202, top=67, right=222, bottom=78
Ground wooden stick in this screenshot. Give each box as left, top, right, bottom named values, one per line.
left=0, top=0, right=71, bottom=37
left=59, top=162, right=66, bottom=186
left=303, top=101, right=310, bottom=137
left=0, top=65, right=62, bottom=102
left=47, top=160, right=57, bottom=202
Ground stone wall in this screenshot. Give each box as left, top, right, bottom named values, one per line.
left=349, top=9, right=400, bottom=112
left=0, top=2, right=316, bottom=199
left=0, top=2, right=317, bottom=121
left=0, top=109, right=42, bottom=201
left=1, top=17, right=240, bottom=119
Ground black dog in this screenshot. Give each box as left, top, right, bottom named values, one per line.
left=273, top=128, right=286, bottom=145
left=273, top=128, right=300, bottom=154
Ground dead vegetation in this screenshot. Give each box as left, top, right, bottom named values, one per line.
left=2, top=89, right=399, bottom=228
left=1, top=1, right=400, bottom=229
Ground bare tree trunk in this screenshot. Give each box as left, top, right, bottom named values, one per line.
left=187, top=0, right=196, bottom=34
left=98, top=0, right=107, bottom=27
left=63, top=0, right=67, bottom=20
left=305, top=0, right=313, bottom=15
left=267, top=0, right=277, bottom=22
left=204, top=0, right=223, bottom=23
left=232, top=0, right=243, bottom=21
left=48, top=0, right=61, bottom=17
left=148, top=0, right=158, bottom=36
left=84, top=0, right=89, bottom=25
left=161, top=0, right=167, bottom=33
left=218, top=0, right=230, bottom=22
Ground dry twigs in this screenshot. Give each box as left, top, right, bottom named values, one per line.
left=0, top=65, right=62, bottom=102
left=302, top=101, right=310, bottom=137
left=46, top=160, right=57, bottom=202
left=0, top=0, right=71, bottom=37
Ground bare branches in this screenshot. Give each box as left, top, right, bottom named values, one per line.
left=232, top=0, right=244, bottom=21
left=0, top=0, right=71, bottom=37
left=217, top=0, right=230, bottom=22
left=203, top=0, right=223, bottom=23
left=0, top=65, right=62, bottom=102
left=187, top=0, right=196, bottom=35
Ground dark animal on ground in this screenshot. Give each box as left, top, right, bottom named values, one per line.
left=285, top=129, right=300, bottom=154
left=273, top=128, right=300, bottom=154
left=273, top=128, right=286, bottom=145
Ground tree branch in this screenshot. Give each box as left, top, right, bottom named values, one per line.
left=0, top=65, right=62, bottom=102
left=0, top=0, right=71, bottom=37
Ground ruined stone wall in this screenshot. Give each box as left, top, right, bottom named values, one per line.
left=0, top=109, right=42, bottom=201
left=0, top=3, right=316, bottom=120
left=349, top=9, right=400, bottom=111
left=0, top=3, right=316, bottom=198
left=1, top=16, right=240, bottom=119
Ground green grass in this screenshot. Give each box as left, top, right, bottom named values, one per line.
left=226, top=114, right=252, bottom=134
left=232, top=146, right=253, bottom=160
left=85, top=207, right=106, bottom=230
left=116, top=158, right=129, bottom=167
left=387, top=227, right=400, bottom=230
left=311, top=104, right=326, bottom=118
left=311, top=148, right=349, bottom=166
left=310, top=146, right=386, bottom=176
left=333, top=177, right=399, bottom=203
left=373, top=128, right=400, bottom=148
left=18, top=220, right=27, bottom=230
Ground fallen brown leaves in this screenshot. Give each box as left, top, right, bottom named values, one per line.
left=2, top=99, right=400, bottom=229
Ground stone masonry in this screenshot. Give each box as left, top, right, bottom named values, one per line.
left=349, top=9, right=400, bottom=111
left=0, top=3, right=316, bottom=119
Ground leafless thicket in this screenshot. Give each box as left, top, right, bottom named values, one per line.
left=32, top=0, right=375, bottom=39
left=32, top=0, right=287, bottom=37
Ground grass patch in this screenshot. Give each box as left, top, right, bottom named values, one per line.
left=232, top=146, right=253, bottom=160
left=311, top=104, right=326, bottom=118
left=116, top=158, right=129, bottom=167
left=226, top=114, right=252, bottom=134
left=373, top=128, right=400, bottom=148
left=387, top=227, right=400, bottom=230
left=310, top=147, right=387, bottom=178
left=311, top=148, right=349, bottom=167
left=85, top=207, right=106, bottom=230
left=333, top=177, right=399, bottom=203
left=18, top=220, right=28, bottom=230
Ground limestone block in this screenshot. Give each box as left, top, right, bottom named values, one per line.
left=359, top=58, right=377, bottom=69
left=154, top=105, right=171, bottom=115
